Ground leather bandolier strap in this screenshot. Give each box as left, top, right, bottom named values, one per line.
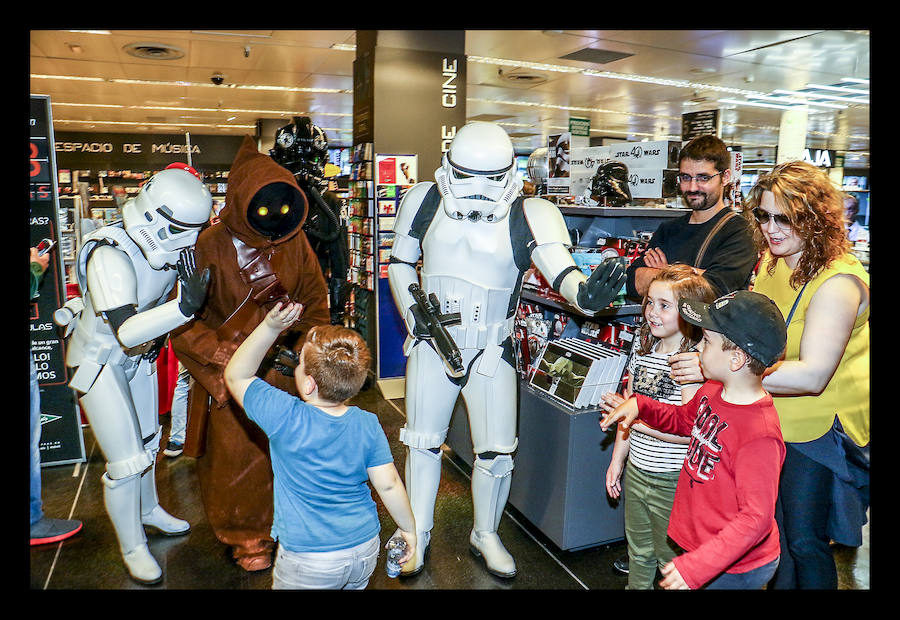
left=183, top=235, right=289, bottom=458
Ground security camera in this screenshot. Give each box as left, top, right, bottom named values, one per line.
left=211, top=72, right=225, bottom=85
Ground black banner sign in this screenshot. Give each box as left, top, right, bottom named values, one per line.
left=30, top=95, right=86, bottom=466
left=682, top=109, right=720, bottom=141
left=53, top=131, right=245, bottom=169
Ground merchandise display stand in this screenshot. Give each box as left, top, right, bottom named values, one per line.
left=446, top=383, right=624, bottom=551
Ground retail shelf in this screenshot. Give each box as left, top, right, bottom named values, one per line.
left=559, top=205, right=689, bottom=218
left=521, top=288, right=641, bottom=317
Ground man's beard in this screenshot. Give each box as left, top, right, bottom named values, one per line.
left=682, top=188, right=720, bottom=211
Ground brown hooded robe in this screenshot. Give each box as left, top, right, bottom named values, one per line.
left=171, top=136, right=329, bottom=563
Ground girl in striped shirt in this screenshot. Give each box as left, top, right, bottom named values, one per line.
left=602, top=264, right=716, bottom=589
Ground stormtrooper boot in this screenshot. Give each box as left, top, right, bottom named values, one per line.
left=469, top=453, right=516, bottom=578
left=140, top=462, right=190, bottom=536
left=399, top=446, right=442, bottom=577
left=102, top=472, right=162, bottom=585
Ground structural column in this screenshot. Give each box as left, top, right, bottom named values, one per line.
left=354, top=30, right=467, bottom=175
left=352, top=30, right=468, bottom=396
left=776, top=106, right=809, bottom=164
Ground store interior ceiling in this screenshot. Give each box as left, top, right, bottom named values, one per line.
left=30, top=29, right=870, bottom=169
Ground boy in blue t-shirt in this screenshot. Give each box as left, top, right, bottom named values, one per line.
left=224, top=301, right=416, bottom=589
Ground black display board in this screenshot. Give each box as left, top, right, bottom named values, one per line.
left=29, top=95, right=85, bottom=466
left=681, top=109, right=720, bottom=141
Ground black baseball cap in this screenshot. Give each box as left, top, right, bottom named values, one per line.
left=679, top=290, right=787, bottom=367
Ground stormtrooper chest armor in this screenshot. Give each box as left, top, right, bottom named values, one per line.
left=419, top=208, right=520, bottom=350
left=79, top=226, right=176, bottom=313
left=71, top=227, right=176, bottom=360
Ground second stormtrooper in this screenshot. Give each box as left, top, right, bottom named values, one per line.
left=388, top=121, right=625, bottom=578
left=55, top=165, right=212, bottom=584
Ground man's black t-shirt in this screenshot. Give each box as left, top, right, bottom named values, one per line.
left=625, top=207, right=757, bottom=300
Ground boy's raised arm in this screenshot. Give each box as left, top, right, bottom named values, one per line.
left=224, top=301, right=303, bottom=408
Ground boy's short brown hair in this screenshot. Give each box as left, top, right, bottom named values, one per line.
left=301, top=325, right=371, bottom=403
left=719, top=335, right=769, bottom=377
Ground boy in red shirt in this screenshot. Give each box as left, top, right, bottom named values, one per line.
left=601, top=290, right=787, bottom=589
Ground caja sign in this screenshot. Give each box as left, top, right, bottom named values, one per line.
left=801, top=148, right=836, bottom=168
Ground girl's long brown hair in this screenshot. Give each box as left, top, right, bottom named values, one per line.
left=637, top=264, right=717, bottom=356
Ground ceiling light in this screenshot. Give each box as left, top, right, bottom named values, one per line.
left=719, top=98, right=795, bottom=111
left=31, top=74, right=103, bottom=82
left=31, top=74, right=351, bottom=95
left=747, top=95, right=847, bottom=110
left=467, top=55, right=769, bottom=98
left=773, top=89, right=868, bottom=104
left=330, top=43, right=356, bottom=51
left=64, top=30, right=110, bottom=35
left=51, top=101, right=352, bottom=118
left=840, top=77, right=869, bottom=85
left=54, top=119, right=257, bottom=130
left=805, top=83, right=869, bottom=95
left=191, top=31, right=272, bottom=38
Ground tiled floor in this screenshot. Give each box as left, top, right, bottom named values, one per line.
left=30, top=384, right=870, bottom=590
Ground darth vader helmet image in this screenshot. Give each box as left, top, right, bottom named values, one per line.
left=590, top=161, right=632, bottom=207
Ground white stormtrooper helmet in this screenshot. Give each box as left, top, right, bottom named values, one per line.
left=435, top=121, right=522, bottom=222
left=122, top=167, right=212, bottom=270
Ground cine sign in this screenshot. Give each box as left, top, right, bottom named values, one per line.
left=801, top=148, right=836, bottom=168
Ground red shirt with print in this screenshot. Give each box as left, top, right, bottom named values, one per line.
left=634, top=381, right=785, bottom=589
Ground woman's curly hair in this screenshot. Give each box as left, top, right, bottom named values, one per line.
left=744, top=160, right=850, bottom=290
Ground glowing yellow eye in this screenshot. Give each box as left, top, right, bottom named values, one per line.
left=280, top=204, right=290, bottom=215
left=257, top=206, right=268, bottom=216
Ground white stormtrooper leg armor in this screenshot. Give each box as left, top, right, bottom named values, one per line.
left=79, top=361, right=161, bottom=584
left=462, top=343, right=519, bottom=578
left=397, top=340, right=463, bottom=575
left=129, top=360, right=190, bottom=537
left=77, top=354, right=189, bottom=584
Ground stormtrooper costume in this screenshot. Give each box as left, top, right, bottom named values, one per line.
left=388, top=122, right=625, bottom=578
left=54, top=166, right=212, bottom=584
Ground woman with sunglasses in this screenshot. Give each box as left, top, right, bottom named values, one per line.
left=744, top=161, right=869, bottom=589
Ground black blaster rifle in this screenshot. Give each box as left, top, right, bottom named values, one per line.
left=408, top=283, right=465, bottom=378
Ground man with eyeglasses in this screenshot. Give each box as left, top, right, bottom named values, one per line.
left=625, top=135, right=757, bottom=300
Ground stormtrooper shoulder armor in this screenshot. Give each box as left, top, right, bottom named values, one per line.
left=392, top=181, right=438, bottom=264
left=86, top=244, right=139, bottom=312
left=522, top=197, right=572, bottom=247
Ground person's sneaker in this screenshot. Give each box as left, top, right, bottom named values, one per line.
left=613, top=554, right=629, bottom=574
left=30, top=518, right=83, bottom=546
left=163, top=441, right=183, bottom=458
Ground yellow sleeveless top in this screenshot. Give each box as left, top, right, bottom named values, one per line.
left=753, top=252, right=869, bottom=446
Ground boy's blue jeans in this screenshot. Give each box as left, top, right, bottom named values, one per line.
left=704, top=557, right=780, bottom=589
left=272, top=535, right=380, bottom=590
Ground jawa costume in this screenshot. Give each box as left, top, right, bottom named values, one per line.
left=171, top=136, right=329, bottom=571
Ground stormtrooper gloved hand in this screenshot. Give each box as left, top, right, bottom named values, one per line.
left=576, top=257, right=627, bottom=312
left=176, top=247, right=212, bottom=318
